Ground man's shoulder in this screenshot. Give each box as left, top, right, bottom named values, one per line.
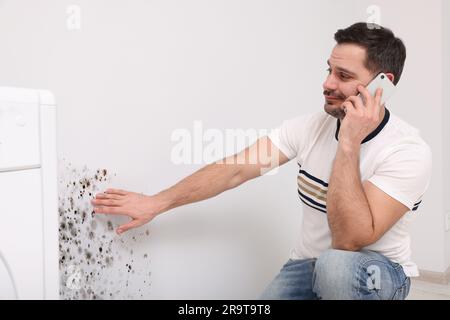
left=376, top=112, right=432, bottom=162
left=382, top=112, right=429, bottom=148
left=388, top=113, right=420, bottom=135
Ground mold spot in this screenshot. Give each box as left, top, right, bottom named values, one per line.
left=58, top=160, right=152, bottom=300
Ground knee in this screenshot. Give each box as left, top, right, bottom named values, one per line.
left=314, top=249, right=359, bottom=278
left=312, top=249, right=363, bottom=299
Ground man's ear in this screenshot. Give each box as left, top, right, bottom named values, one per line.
left=385, top=72, right=395, bottom=83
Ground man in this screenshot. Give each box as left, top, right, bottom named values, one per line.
left=91, top=22, right=432, bottom=300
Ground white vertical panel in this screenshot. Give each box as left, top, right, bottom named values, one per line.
left=40, top=100, right=60, bottom=299
left=0, top=169, right=44, bottom=299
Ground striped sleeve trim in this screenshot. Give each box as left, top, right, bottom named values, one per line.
left=412, top=200, right=422, bottom=212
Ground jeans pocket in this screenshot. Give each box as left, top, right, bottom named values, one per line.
left=392, top=277, right=411, bottom=300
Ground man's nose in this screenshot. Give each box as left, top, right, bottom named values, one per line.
left=323, top=74, right=338, bottom=92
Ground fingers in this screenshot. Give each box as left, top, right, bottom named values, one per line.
left=105, top=188, right=128, bottom=196
left=357, top=84, right=371, bottom=105
left=92, top=205, right=126, bottom=216
left=92, top=190, right=126, bottom=208
left=345, top=95, right=364, bottom=112
left=374, top=88, right=383, bottom=115
left=95, top=193, right=123, bottom=201
left=117, top=219, right=143, bottom=235
left=341, top=101, right=354, bottom=115
left=91, top=197, right=122, bottom=207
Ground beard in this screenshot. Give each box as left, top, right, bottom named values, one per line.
left=323, top=89, right=346, bottom=120
left=324, top=102, right=346, bottom=119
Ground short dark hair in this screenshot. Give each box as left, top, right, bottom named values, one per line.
left=334, top=22, right=406, bottom=85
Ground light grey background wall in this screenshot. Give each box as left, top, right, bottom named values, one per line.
left=0, top=0, right=447, bottom=298
left=443, top=0, right=450, bottom=270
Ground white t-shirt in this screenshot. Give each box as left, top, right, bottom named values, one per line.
left=268, top=108, right=432, bottom=277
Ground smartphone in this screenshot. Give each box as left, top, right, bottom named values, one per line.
left=359, top=72, right=396, bottom=106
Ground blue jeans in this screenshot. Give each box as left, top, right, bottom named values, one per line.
left=260, top=249, right=411, bottom=300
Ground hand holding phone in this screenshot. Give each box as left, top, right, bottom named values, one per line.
left=359, top=72, right=396, bottom=106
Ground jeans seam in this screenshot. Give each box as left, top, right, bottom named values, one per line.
left=391, top=277, right=410, bottom=300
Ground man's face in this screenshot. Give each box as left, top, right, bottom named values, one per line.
left=323, top=44, right=375, bottom=120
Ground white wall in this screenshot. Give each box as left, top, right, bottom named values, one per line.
left=0, top=0, right=447, bottom=299
left=443, top=0, right=450, bottom=270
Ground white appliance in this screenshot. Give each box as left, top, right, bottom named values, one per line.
left=0, top=87, right=59, bottom=299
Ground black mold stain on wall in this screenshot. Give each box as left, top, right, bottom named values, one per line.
left=58, top=159, right=152, bottom=299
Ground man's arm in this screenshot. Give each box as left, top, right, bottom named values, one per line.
left=326, top=141, right=409, bottom=251
left=151, top=136, right=289, bottom=212
left=91, top=136, right=289, bottom=234
left=327, top=85, right=410, bottom=251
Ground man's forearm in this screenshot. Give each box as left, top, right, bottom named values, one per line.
left=327, top=142, right=374, bottom=250
left=153, top=160, right=244, bottom=215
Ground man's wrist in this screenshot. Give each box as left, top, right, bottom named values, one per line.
left=151, top=191, right=174, bottom=215
left=338, top=139, right=361, bottom=154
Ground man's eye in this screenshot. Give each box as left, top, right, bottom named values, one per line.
left=326, top=68, right=332, bottom=74
left=340, top=73, right=351, bottom=80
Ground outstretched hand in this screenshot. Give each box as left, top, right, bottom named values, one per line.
left=91, top=188, right=161, bottom=235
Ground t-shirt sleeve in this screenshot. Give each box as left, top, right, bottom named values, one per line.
left=368, top=141, right=432, bottom=211
left=268, top=114, right=316, bottom=161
